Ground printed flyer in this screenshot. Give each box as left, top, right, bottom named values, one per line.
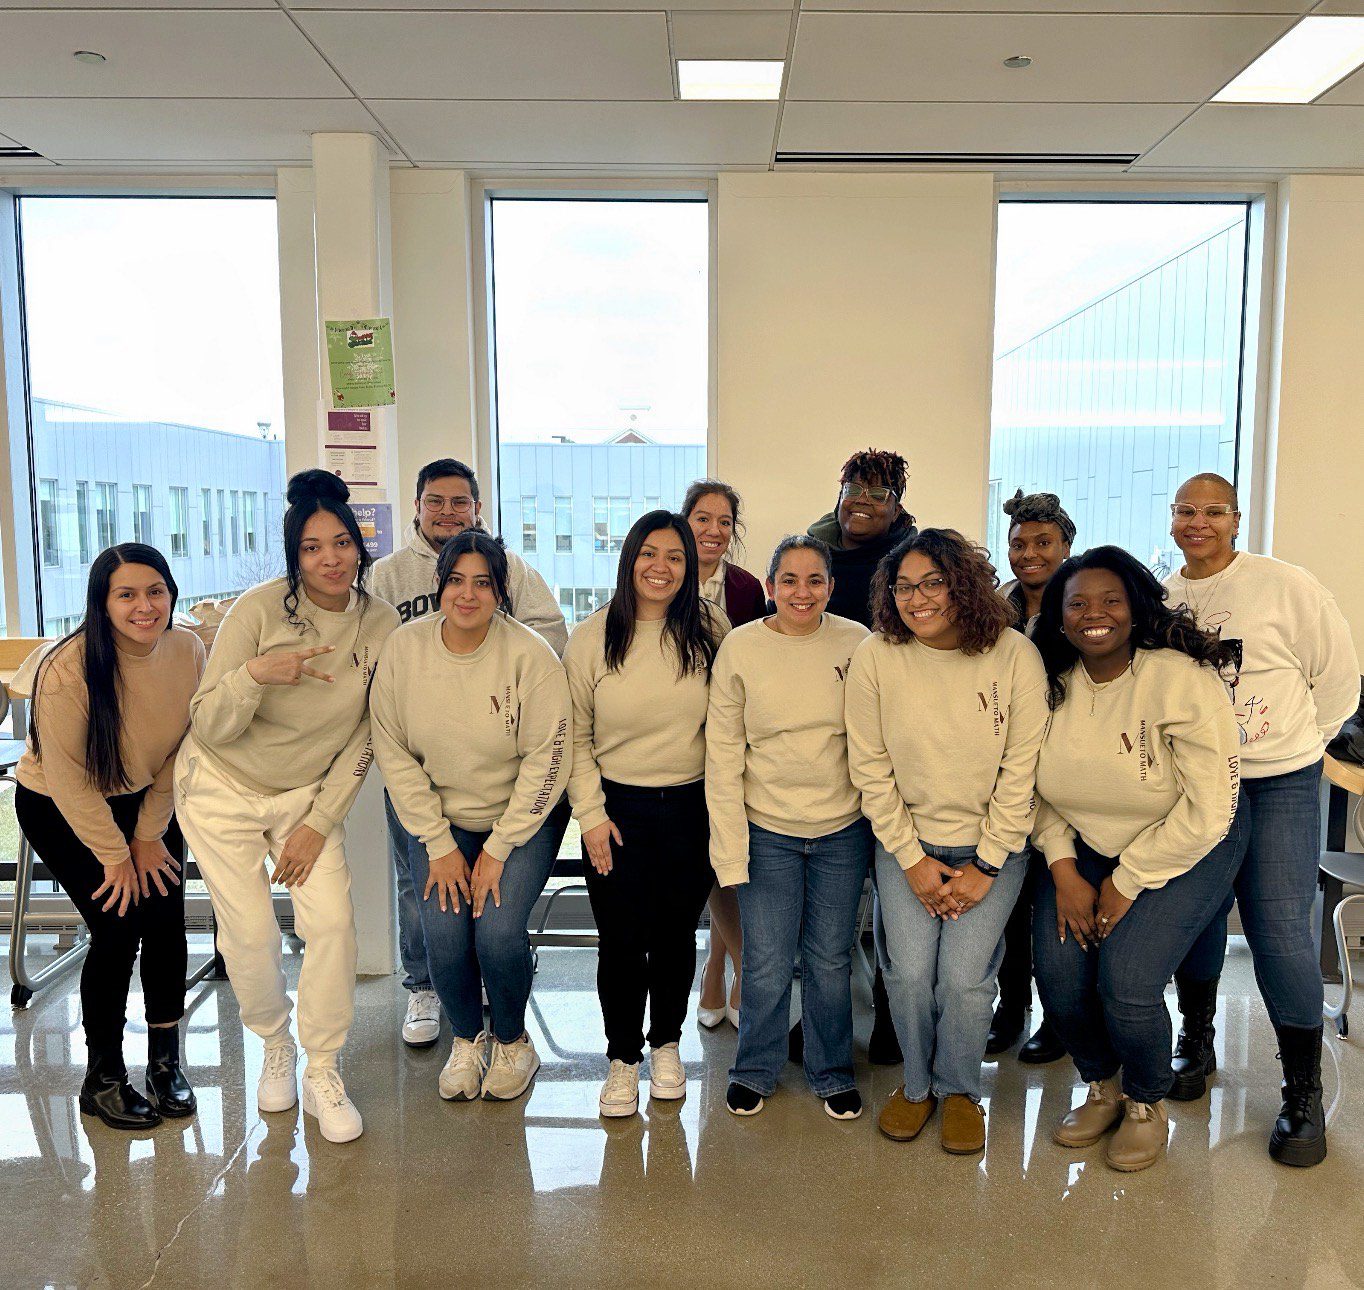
left=326, top=318, right=396, bottom=408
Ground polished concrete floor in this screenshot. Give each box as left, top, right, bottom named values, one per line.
left=3, top=938, right=1363, bottom=1290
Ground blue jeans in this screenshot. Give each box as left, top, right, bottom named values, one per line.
left=409, top=801, right=569, bottom=1043
left=1033, top=817, right=1245, bottom=1105
left=732, top=817, right=873, bottom=1099
left=875, top=842, right=1027, bottom=1103
left=1176, top=761, right=1325, bottom=1029
left=385, top=790, right=432, bottom=994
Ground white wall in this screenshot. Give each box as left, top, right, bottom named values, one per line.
left=715, top=172, right=997, bottom=572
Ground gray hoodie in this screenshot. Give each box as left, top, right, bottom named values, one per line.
left=371, top=522, right=568, bottom=657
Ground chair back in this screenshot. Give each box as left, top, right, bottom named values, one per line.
left=0, top=637, right=54, bottom=701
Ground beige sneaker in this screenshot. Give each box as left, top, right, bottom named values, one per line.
left=481, top=1034, right=540, bottom=1101
left=1105, top=1099, right=1169, bottom=1172
left=1053, top=1077, right=1125, bottom=1148
left=439, top=1033, right=487, bottom=1102
left=649, top=1043, right=687, bottom=1101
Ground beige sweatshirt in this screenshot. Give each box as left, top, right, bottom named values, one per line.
left=845, top=628, right=1048, bottom=870
left=18, top=628, right=206, bottom=866
left=563, top=603, right=729, bottom=833
left=189, top=578, right=400, bottom=836
left=1033, top=647, right=1241, bottom=900
left=706, top=614, right=870, bottom=886
left=369, top=612, right=571, bottom=863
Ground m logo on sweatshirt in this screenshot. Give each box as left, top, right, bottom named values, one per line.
left=977, top=683, right=1005, bottom=737
left=490, top=685, right=517, bottom=735
left=834, top=658, right=852, bottom=682
left=1118, top=722, right=1154, bottom=780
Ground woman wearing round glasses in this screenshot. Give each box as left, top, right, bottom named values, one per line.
left=846, top=529, right=1047, bottom=1154
left=1162, top=473, right=1358, bottom=1167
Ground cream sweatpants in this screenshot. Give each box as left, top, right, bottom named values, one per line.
left=175, top=736, right=357, bottom=1066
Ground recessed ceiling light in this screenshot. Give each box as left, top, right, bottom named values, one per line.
left=73, top=50, right=107, bottom=64
left=677, top=60, right=783, bottom=101
left=1003, top=55, right=1033, bottom=70
left=1213, top=16, right=1364, bottom=104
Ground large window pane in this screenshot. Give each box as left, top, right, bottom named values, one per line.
left=18, top=197, right=286, bottom=634
left=989, top=202, right=1251, bottom=575
left=489, top=198, right=708, bottom=609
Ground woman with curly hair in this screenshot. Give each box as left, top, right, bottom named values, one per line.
left=845, top=529, right=1048, bottom=1154
left=1030, top=546, right=1242, bottom=1173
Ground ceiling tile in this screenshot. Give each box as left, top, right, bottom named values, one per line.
left=1134, top=102, right=1364, bottom=169
left=0, top=98, right=382, bottom=163
left=289, top=0, right=791, bottom=7
left=0, top=12, right=346, bottom=97
left=372, top=99, right=776, bottom=165
left=786, top=12, right=1296, bottom=103
left=671, top=11, right=791, bottom=59
left=777, top=101, right=1195, bottom=156
left=1315, top=61, right=1364, bottom=105
left=295, top=11, right=673, bottom=100
left=804, top=0, right=1305, bottom=10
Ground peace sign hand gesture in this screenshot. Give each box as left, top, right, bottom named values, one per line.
left=246, top=645, right=337, bottom=687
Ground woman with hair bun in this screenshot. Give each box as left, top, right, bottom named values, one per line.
left=175, top=469, right=399, bottom=1143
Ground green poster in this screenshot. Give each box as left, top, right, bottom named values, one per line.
left=326, top=318, right=396, bottom=408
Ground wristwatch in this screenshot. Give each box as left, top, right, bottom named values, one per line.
left=972, top=856, right=1001, bottom=878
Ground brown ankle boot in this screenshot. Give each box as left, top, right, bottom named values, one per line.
left=941, top=1094, right=986, bottom=1154
left=1052, top=1078, right=1124, bottom=1148
left=1105, top=1099, right=1169, bottom=1172
left=878, top=1087, right=936, bottom=1142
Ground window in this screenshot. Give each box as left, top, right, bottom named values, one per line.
left=132, top=484, right=153, bottom=545
left=243, top=490, right=258, bottom=553
left=573, top=587, right=611, bottom=620
left=229, top=490, right=241, bottom=555
left=75, top=481, right=91, bottom=564
left=95, top=482, right=117, bottom=548
left=990, top=202, right=1253, bottom=572
left=554, top=496, right=572, bottom=553
left=216, top=490, right=226, bottom=554
left=201, top=488, right=213, bottom=557
left=39, top=479, right=60, bottom=567
left=521, top=495, right=537, bottom=553
left=17, top=196, right=287, bottom=630
left=487, top=198, right=709, bottom=605
left=169, top=486, right=189, bottom=558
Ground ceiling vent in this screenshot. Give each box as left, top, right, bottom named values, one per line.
left=774, top=151, right=1139, bottom=167
left=0, top=143, right=46, bottom=160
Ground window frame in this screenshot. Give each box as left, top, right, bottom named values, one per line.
left=75, top=479, right=91, bottom=564
left=38, top=477, right=59, bottom=567
left=95, top=481, right=118, bottom=549
left=169, top=485, right=189, bottom=559
left=132, top=482, right=153, bottom=545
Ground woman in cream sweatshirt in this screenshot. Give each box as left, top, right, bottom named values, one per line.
left=174, top=470, right=399, bottom=1144
left=370, top=529, right=570, bottom=1105
left=846, top=529, right=1047, bottom=1155
left=564, top=510, right=727, bottom=1119
left=17, top=543, right=204, bottom=1130
left=1030, top=546, right=1242, bottom=1174
left=706, top=535, right=871, bottom=1121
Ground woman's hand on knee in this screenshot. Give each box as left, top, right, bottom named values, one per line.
left=272, top=824, right=326, bottom=888
left=130, top=837, right=182, bottom=899
left=93, top=859, right=140, bottom=917
left=939, top=865, right=994, bottom=918
left=582, top=820, right=622, bottom=877
left=471, top=851, right=505, bottom=919
left=904, top=855, right=964, bottom=919
left=1051, top=858, right=1099, bottom=949
left=1096, top=876, right=1135, bottom=940
left=424, top=847, right=472, bottom=914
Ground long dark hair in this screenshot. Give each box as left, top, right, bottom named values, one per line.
left=1034, top=545, right=1237, bottom=710
left=31, top=543, right=179, bottom=795
left=282, top=469, right=372, bottom=624
left=436, top=530, right=512, bottom=614
left=604, top=510, right=717, bottom=678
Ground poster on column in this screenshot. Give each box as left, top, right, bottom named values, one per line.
left=352, top=502, right=394, bottom=560
left=326, top=318, right=396, bottom=408
left=324, top=410, right=385, bottom=489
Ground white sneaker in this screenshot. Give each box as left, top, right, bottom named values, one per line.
left=258, top=1040, right=298, bottom=1113
left=301, top=1067, right=363, bottom=1143
left=649, top=1043, right=687, bottom=1101
left=402, top=990, right=441, bottom=1048
left=439, top=1033, right=488, bottom=1101
left=599, top=1059, right=640, bottom=1118
left=481, top=1034, right=540, bottom=1101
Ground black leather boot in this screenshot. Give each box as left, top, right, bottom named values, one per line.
left=1018, top=1016, right=1068, bottom=1065
left=985, top=1004, right=1026, bottom=1056
left=868, top=967, right=902, bottom=1066
left=80, top=1044, right=162, bottom=1130
left=146, top=1026, right=197, bottom=1118
left=1168, top=974, right=1219, bottom=1101
left=1269, top=1024, right=1327, bottom=1168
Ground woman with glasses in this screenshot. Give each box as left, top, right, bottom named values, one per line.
left=846, top=530, right=1047, bottom=1153
left=1162, top=473, right=1357, bottom=1167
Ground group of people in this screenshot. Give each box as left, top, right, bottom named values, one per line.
left=15, top=444, right=1358, bottom=1175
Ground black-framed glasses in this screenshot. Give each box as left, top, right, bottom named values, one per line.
left=893, top=575, right=947, bottom=601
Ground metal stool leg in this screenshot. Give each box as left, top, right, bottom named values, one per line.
left=7, top=816, right=90, bottom=1007
left=1324, top=892, right=1363, bottom=1039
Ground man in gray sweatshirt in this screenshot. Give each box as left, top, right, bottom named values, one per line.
left=372, top=457, right=569, bottom=1046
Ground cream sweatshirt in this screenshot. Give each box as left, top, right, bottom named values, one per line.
left=845, top=628, right=1048, bottom=870
left=1163, top=551, right=1359, bottom=778
left=706, top=614, right=870, bottom=886
left=1033, top=647, right=1241, bottom=900
left=563, top=603, right=729, bottom=833
left=17, top=628, right=205, bottom=866
left=189, top=578, right=399, bottom=836
left=369, top=612, right=571, bottom=864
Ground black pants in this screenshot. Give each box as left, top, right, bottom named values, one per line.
left=996, top=848, right=1045, bottom=1018
left=15, top=784, right=187, bottom=1057
left=585, top=779, right=713, bottom=1064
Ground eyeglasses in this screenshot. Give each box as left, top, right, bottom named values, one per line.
left=422, top=495, right=475, bottom=514
left=843, top=483, right=895, bottom=503
left=892, top=575, right=948, bottom=601
left=1170, top=503, right=1237, bottom=521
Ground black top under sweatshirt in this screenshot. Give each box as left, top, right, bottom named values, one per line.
left=805, top=511, right=917, bottom=629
